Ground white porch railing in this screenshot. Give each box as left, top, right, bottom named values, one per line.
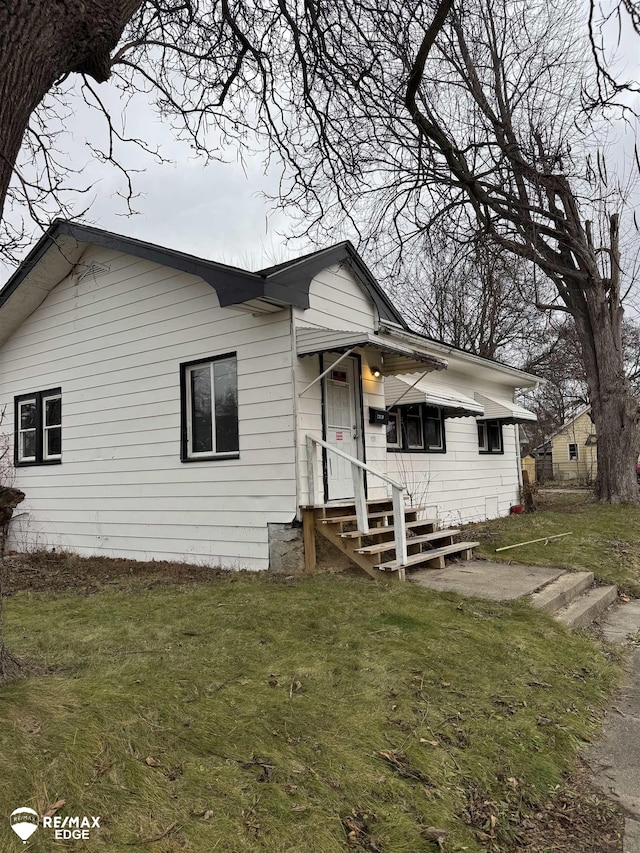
left=306, top=435, right=408, bottom=567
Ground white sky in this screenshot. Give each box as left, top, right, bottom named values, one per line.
left=1, top=5, right=638, bottom=291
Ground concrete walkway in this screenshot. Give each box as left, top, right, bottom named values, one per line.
left=411, top=558, right=640, bottom=850
left=586, top=602, right=640, bottom=853
left=409, top=559, right=564, bottom=600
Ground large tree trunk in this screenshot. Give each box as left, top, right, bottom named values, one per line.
left=0, top=0, right=143, bottom=216
left=574, top=287, right=640, bottom=503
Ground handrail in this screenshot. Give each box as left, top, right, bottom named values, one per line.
left=306, top=435, right=408, bottom=572
left=307, top=436, right=405, bottom=490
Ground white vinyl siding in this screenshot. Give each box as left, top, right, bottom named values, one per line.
left=293, top=265, right=387, bottom=505
left=296, top=263, right=378, bottom=332
left=385, top=368, right=522, bottom=524
left=0, top=247, right=296, bottom=570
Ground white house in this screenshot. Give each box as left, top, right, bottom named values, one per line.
left=0, top=221, right=538, bottom=576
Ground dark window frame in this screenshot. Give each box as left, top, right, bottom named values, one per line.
left=14, top=387, right=62, bottom=467
left=386, top=403, right=446, bottom=454
left=568, top=442, right=579, bottom=461
left=478, top=420, right=504, bottom=454
left=180, top=352, right=240, bottom=463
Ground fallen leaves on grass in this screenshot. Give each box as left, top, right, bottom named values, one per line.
left=341, top=807, right=383, bottom=852
left=508, top=762, right=623, bottom=852
left=128, top=821, right=177, bottom=845
left=240, top=754, right=276, bottom=782
left=421, top=826, right=448, bottom=850
left=43, top=799, right=66, bottom=818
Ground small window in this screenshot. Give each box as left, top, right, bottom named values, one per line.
left=405, top=406, right=424, bottom=450
left=14, top=389, right=62, bottom=466
left=386, top=404, right=446, bottom=453
left=478, top=420, right=504, bottom=454
left=181, top=354, right=239, bottom=461
left=568, top=442, right=579, bottom=461
left=386, top=411, right=401, bottom=449
left=424, top=406, right=444, bottom=451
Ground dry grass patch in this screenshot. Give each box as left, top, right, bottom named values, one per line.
left=471, top=492, right=640, bottom=596
left=0, top=559, right=623, bottom=851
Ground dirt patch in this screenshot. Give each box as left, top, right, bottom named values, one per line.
left=508, top=761, right=623, bottom=853
left=2, top=551, right=228, bottom=596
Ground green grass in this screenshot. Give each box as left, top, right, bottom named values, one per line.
left=472, top=492, right=640, bottom=595
left=0, top=571, right=622, bottom=852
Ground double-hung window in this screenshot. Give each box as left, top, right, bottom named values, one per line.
left=14, top=388, right=62, bottom=466
left=181, top=354, right=239, bottom=461
left=478, top=420, right=504, bottom=454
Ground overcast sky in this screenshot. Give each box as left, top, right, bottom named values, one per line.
left=1, top=5, right=638, bottom=291
left=0, top=79, right=316, bottom=286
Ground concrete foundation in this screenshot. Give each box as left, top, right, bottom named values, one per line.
left=267, top=522, right=305, bottom=573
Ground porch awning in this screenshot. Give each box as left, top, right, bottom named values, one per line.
left=295, top=327, right=446, bottom=374
left=385, top=375, right=485, bottom=418
left=474, top=392, right=537, bottom=424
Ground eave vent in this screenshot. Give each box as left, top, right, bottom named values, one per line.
left=76, top=262, right=111, bottom=283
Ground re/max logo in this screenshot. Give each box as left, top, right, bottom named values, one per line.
left=42, top=816, right=101, bottom=829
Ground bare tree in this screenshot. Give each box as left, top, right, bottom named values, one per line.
left=1, top=0, right=639, bottom=501
left=253, top=0, right=639, bottom=501
left=400, top=228, right=539, bottom=360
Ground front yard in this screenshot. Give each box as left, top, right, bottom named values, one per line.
left=471, top=491, right=640, bottom=595
left=0, top=551, right=624, bottom=852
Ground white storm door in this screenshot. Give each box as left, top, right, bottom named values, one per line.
left=323, top=356, right=363, bottom=500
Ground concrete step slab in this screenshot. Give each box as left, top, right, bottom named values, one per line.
left=529, top=571, right=594, bottom=614
left=556, top=585, right=618, bottom=628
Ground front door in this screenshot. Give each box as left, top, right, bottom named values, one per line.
left=323, top=355, right=364, bottom=501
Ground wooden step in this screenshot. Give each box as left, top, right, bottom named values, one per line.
left=375, top=541, right=480, bottom=571
left=340, top=518, right=438, bottom=539
left=319, top=506, right=428, bottom=525
left=320, top=499, right=394, bottom=515
left=355, top=529, right=460, bottom=556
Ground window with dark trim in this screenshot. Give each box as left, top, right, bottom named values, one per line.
left=386, top=404, right=446, bottom=453
left=180, top=354, right=239, bottom=461
left=14, top=388, right=62, bottom=466
left=478, top=420, right=504, bottom=454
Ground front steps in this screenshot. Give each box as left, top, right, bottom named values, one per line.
left=304, top=499, right=478, bottom=581
left=530, top=570, right=618, bottom=627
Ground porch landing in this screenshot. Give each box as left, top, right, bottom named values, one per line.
left=409, top=560, right=565, bottom=601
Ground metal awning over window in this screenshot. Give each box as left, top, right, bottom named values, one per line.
left=385, top=375, right=485, bottom=418
left=474, top=392, right=537, bottom=424
left=295, top=327, right=446, bottom=374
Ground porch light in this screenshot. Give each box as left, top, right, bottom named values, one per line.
left=371, top=366, right=382, bottom=378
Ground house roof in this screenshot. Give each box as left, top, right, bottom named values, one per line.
left=377, top=323, right=540, bottom=387
left=0, top=221, right=540, bottom=391
left=0, top=222, right=408, bottom=348
left=529, top=405, right=592, bottom=454
left=258, top=242, right=407, bottom=327
left=546, top=405, right=592, bottom=441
